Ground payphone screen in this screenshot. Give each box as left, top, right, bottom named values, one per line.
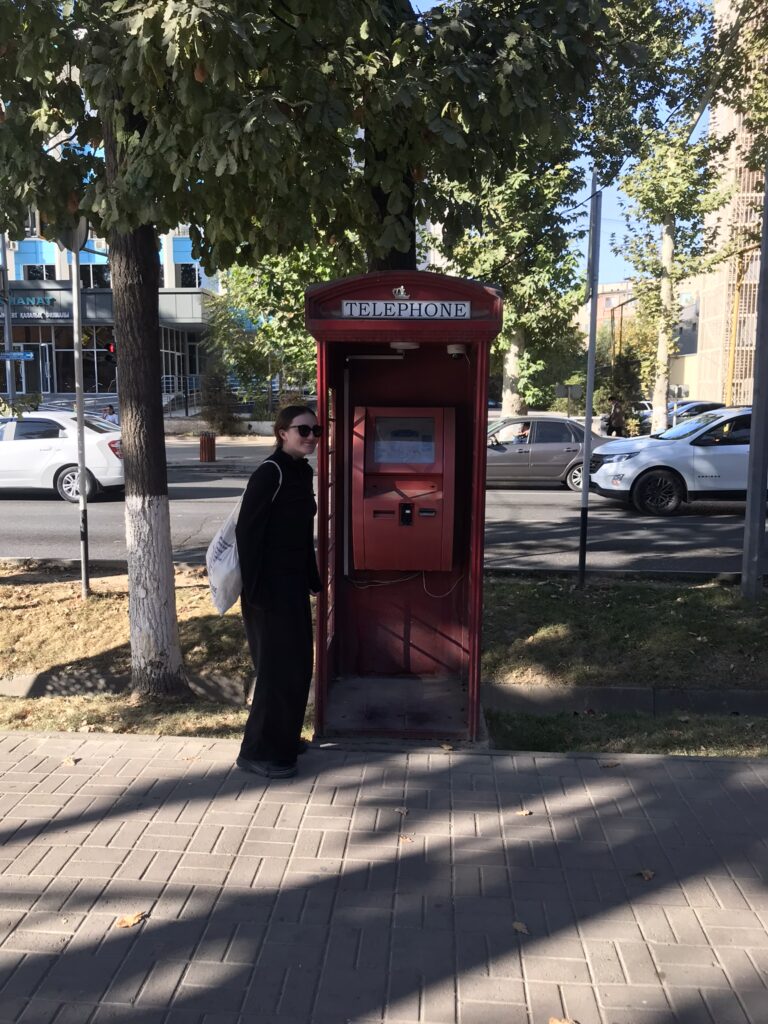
left=373, top=417, right=435, bottom=464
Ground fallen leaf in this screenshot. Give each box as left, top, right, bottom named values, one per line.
left=395, top=807, right=408, bottom=816
left=515, top=810, right=533, bottom=817
left=512, top=920, right=529, bottom=934
left=115, top=911, right=147, bottom=929
left=60, top=756, right=80, bottom=767
left=77, top=725, right=95, bottom=733
left=549, top=1017, right=580, bottom=1024
left=636, top=869, right=655, bottom=881
left=599, top=761, right=620, bottom=769
left=677, top=716, right=690, bottom=723
left=440, top=743, right=453, bottom=751
left=398, top=834, right=414, bottom=844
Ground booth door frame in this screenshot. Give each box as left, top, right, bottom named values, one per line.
left=314, top=337, right=490, bottom=742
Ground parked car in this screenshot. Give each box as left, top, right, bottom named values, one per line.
left=590, top=407, right=753, bottom=515
left=0, top=411, right=124, bottom=502
left=487, top=415, right=602, bottom=490
left=638, top=399, right=725, bottom=433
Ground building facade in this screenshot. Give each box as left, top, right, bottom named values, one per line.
left=1, top=222, right=216, bottom=399
left=693, top=0, right=763, bottom=405
left=694, top=103, right=762, bottom=405
left=576, top=281, right=637, bottom=338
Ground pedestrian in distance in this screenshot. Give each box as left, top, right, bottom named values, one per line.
left=235, top=405, right=322, bottom=779
left=606, top=394, right=627, bottom=437
left=102, top=405, right=119, bottom=425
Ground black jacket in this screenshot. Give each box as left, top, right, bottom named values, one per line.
left=236, top=446, right=321, bottom=607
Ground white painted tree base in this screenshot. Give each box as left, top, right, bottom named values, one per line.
left=125, top=493, right=189, bottom=696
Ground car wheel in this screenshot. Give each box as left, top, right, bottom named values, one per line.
left=55, top=466, right=95, bottom=503
left=631, top=469, right=684, bottom=516
left=565, top=463, right=583, bottom=491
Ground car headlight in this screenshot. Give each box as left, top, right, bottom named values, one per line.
left=600, top=452, right=641, bottom=464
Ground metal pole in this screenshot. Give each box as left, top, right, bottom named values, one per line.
left=741, top=161, right=768, bottom=601
left=577, top=176, right=602, bottom=588
left=0, top=232, right=16, bottom=406
left=71, top=248, right=90, bottom=598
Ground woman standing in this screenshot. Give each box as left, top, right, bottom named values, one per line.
left=235, top=405, right=322, bottom=779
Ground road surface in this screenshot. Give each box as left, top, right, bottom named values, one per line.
left=0, top=438, right=762, bottom=574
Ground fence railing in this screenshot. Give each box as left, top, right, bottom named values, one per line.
left=163, top=375, right=202, bottom=417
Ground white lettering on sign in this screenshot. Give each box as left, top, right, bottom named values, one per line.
left=341, top=299, right=470, bottom=319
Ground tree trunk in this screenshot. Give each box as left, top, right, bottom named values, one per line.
left=501, top=330, right=528, bottom=415
left=104, top=121, right=189, bottom=698
left=109, top=224, right=189, bottom=697
left=367, top=161, right=417, bottom=271
left=365, top=2, right=418, bottom=272
left=651, top=215, right=675, bottom=435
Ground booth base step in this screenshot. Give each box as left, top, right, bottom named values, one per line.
left=323, top=675, right=468, bottom=739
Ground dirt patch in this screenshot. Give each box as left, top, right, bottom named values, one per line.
left=0, top=562, right=252, bottom=695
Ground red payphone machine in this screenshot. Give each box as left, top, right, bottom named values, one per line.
left=306, top=271, right=503, bottom=741
left=351, top=405, right=455, bottom=571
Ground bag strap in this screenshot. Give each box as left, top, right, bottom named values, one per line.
left=232, top=457, right=283, bottom=520
left=261, top=458, right=283, bottom=501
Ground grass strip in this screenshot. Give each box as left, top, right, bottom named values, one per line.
left=482, top=576, right=768, bottom=689
left=485, top=709, right=768, bottom=758
left=0, top=693, right=313, bottom=740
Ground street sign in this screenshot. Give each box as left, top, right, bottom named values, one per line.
left=2, top=351, right=34, bottom=361
left=54, top=217, right=90, bottom=254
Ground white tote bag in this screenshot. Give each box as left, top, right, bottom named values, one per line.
left=206, top=459, right=282, bottom=614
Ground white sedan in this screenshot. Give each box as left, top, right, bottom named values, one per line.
left=590, top=407, right=753, bottom=515
left=0, top=411, right=124, bottom=502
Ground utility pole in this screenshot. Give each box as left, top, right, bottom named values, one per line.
left=577, top=176, right=602, bottom=588
left=740, top=163, right=768, bottom=601
left=55, top=218, right=91, bottom=599
left=0, top=232, right=15, bottom=406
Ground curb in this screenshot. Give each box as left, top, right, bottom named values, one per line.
left=2, top=658, right=767, bottom=721
left=167, top=461, right=253, bottom=471
left=481, top=680, right=768, bottom=717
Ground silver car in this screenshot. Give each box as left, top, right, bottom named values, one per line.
left=486, top=415, right=601, bottom=490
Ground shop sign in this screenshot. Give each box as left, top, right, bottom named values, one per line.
left=10, top=292, right=69, bottom=320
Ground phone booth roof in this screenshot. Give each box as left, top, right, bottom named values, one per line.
left=305, top=270, right=503, bottom=345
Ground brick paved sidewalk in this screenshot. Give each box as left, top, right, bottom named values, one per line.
left=1, top=733, right=768, bottom=1024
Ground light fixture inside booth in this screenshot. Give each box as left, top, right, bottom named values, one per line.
left=389, top=341, right=420, bottom=352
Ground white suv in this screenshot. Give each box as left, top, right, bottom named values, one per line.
left=590, top=407, right=753, bottom=515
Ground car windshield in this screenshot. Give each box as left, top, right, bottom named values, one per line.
left=653, top=412, right=724, bottom=440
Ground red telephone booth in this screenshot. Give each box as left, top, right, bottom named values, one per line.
left=306, top=271, right=503, bottom=741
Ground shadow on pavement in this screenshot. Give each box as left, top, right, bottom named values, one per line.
left=0, top=736, right=766, bottom=1022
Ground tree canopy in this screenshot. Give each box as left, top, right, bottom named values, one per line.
left=0, top=0, right=690, bottom=268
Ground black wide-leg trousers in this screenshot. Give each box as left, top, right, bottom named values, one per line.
left=239, top=582, right=313, bottom=763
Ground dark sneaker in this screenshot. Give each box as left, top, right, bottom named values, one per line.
left=236, top=756, right=297, bottom=779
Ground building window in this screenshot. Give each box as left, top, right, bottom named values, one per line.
left=24, top=264, right=56, bottom=281
left=158, top=265, right=165, bottom=288
left=175, top=263, right=202, bottom=288
left=79, top=264, right=111, bottom=289
left=23, top=208, right=40, bottom=237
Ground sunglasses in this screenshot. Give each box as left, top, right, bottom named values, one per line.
left=288, top=424, right=323, bottom=438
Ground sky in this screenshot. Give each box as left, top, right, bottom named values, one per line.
left=573, top=178, right=633, bottom=284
